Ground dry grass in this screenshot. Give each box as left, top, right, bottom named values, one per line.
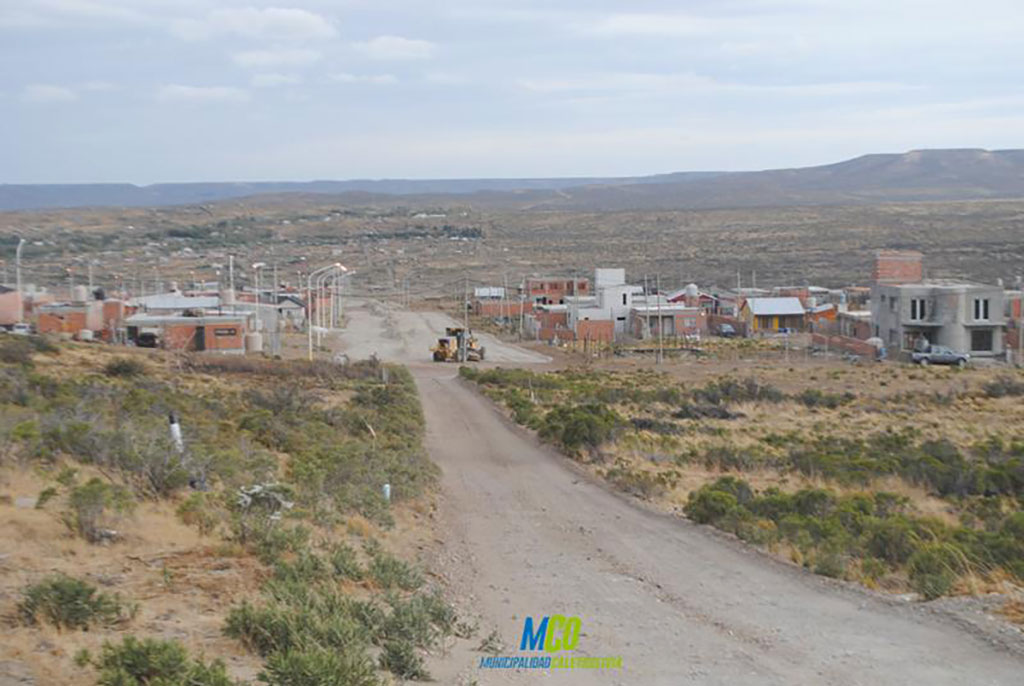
left=998, top=597, right=1024, bottom=625
left=0, top=342, right=442, bottom=685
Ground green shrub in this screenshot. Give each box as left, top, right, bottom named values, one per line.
left=908, top=543, right=967, bottom=599
left=982, top=375, right=1024, bottom=398
left=796, top=389, right=855, bottom=409
left=685, top=488, right=739, bottom=524
left=693, top=377, right=784, bottom=405
left=176, top=492, right=221, bottom=536
left=0, top=338, right=35, bottom=365
left=92, top=636, right=237, bottom=686
left=260, top=648, right=380, bottom=686
left=103, top=358, right=146, bottom=378
left=328, top=543, right=364, bottom=581
left=538, top=403, right=620, bottom=454
left=63, top=477, right=134, bottom=542
left=368, top=552, right=423, bottom=591
left=379, top=639, right=429, bottom=680
left=18, top=574, right=134, bottom=630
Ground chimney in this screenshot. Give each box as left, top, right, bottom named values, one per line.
left=873, top=250, right=923, bottom=285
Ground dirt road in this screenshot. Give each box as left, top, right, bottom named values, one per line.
left=337, top=301, right=1024, bottom=685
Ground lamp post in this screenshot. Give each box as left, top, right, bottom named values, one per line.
left=307, top=263, right=342, bottom=361
left=252, top=262, right=266, bottom=334
left=15, top=238, right=25, bottom=322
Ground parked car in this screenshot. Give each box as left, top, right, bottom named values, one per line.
left=911, top=345, right=969, bottom=367
left=10, top=323, right=31, bottom=336
left=716, top=323, right=737, bottom=338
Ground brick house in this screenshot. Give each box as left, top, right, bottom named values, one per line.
left=525, top=276, right=590, bottom=305
left=629, top=305, right=708, bottom=339
left=125, top=313, right=248, bottom=353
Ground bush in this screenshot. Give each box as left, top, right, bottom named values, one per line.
left=367, top=551, right=423, bottom=591
left=328, top=543, right=364, bottom=581
left=685, top=488, right=739, bottom=524
left=379, top=639, right=429, bottom=680
left=0, top=338, right=35, bottom=365
left=908, top=543, right=966, bottom=599
left=538, top=403, right=620, bottom=454
left=693, top=377, right=784, bottom=405
left=796, top=389, right=855, bottom=409
left=92, top=636, right=237, bottom=686
left=982, top=375, right=1024, bottom=398
left=260, top=648, right=380, bottom=686
left=103, top=358, right=147, bottom=378
left=63, top=478, right=134, bottom=543
left=176, top=492, right=221, bottom=536
left=18, top=574, right=134, bottom=630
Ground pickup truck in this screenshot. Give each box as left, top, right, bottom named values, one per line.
left=911, top=345, right=969, bottom=367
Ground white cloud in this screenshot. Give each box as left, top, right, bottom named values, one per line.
left=583, top=13, right=723, bottom=37
left=422, top=71, right=468, bottom=86
left=250, top=73, right=301, bottom=88
left=172, top=7, right=336, bottom=41
left=353, top=35, right=436, bottom=60
left=517, top=72, right=915, bottom=98
left=157, top=84, right=249, bottom=103
left=21, top=84, right=78, bottom=102
left=231, top=48, right=321, bottom=68
left=330, top=72, right=397, bottom=85
left=79, top=80, right=117, bottom=91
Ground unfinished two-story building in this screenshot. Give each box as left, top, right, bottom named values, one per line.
left=871, top=251, right=1005, bottom=358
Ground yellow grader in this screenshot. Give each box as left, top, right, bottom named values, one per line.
left=431, top=327, right=485, bottom=362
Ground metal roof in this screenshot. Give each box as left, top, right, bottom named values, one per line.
left=745, top=297, right=805, bottom=316
left=131, top=294, right=221, bottom=310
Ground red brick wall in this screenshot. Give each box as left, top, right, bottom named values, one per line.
left=473, top=300, right=533, bottom=317
left=163, top=324, right=200, bottom=350
left=873, top=250, right=923, bottom=284
left=811, top=333, right=879, bottom=357
left=577, top=319, right=614, bottom=343
left=37, top=311, right=88, bottom=335
left=204, top=324, right=245, bottom=352
left=526, top=278, right=589, bottom=303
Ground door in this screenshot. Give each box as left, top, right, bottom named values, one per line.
left=194, top=326, right=205, bottom=351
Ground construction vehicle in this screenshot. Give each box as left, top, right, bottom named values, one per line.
left=431, top=327, right=485, bottom=362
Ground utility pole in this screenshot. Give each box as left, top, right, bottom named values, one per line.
left=502, top=273, right=510, bottom=332
left=228, top=255, right=235, bottom=293
left=88, top=261, right=94, bottom=291
left=657, top=273, right=663, bottom=365
left=15, top=238, right=25, bottom=321
left=462, top=276, right=469, bottom=362
left=273, top=262, right=279, bottom=355
left=519, top=275, right=526, bottom=340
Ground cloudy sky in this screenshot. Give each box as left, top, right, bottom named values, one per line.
left=3, top=0, right=1024, bottom=183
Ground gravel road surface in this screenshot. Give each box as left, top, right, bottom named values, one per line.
left=336, top=300, right=1024, bottom=685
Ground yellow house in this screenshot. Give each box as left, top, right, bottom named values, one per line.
left=740, top=297, right=805, bottom=333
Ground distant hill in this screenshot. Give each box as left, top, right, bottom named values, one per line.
left=4, top=148, right=1024, bottom=212
left=454, top=148, right=1024, bottom=212
left=0, top=172, right=725, bottom=211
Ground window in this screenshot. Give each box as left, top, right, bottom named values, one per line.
left=910, top=298, right=926, bottom=321
left=973, top=298, right=990, bottom=321
left=971, top=329, right=993, bottom=352
left=622, top=293, right=628, bottom=306
left=889, top=297, right=897, bottom=312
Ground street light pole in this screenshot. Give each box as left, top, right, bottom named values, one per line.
left=252, top=262, right=266, bottom=335
left=15, top=238, right=25, bottom=322
left=306, top=263, right=343, bottom=361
